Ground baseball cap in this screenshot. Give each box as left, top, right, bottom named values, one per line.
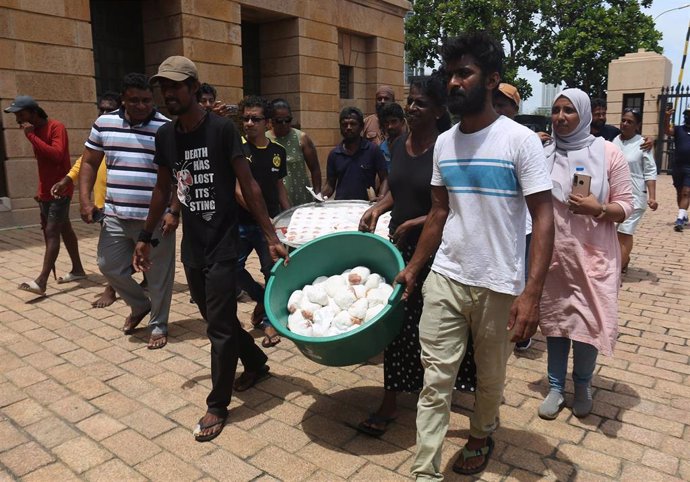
left=150, top=56, right=198, bottom=84
left=4, top=95, right=38, bottom=113
left=497, top=83, right=521, bottom=108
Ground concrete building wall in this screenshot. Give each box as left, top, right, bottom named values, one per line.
left=0, top=0, right=410, bottom=227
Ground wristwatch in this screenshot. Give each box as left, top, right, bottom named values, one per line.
left=165, top=207, right=180, bottom=217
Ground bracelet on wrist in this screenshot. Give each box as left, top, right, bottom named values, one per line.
left=165, top=207, right=180, bottom=217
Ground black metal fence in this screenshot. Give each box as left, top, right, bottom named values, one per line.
left=657, top=85, right=690, bottom=172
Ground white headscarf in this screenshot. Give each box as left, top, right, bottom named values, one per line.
left=544, top=88, right=608, bottom=204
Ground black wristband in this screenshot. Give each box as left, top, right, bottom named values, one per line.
left=165, top=207, right=180, bottom=217
left=137, top=230, right=153, bottom=244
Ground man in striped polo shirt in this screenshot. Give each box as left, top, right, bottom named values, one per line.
left=79, top=72, right=177, bottom=350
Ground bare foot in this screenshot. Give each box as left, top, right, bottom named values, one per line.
left=92, top=285, right=117, bottom=308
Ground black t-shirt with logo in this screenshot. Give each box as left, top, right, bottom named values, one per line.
left=237, top=138, right=287, bottom=225
left=154, top=113, right=244, bottom=268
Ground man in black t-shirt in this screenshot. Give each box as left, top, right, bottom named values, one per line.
left=665, top=106, right=690, bottom=231
left=236, top=96, right=289, bottom=348
left=134, top=56, right=288, bottom=443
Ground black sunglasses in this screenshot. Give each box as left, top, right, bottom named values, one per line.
left=273, top=117, right=292, bottom=125
left=242, top=115, right=265, bottom=123
left=623, top=108, right=640, bottom=114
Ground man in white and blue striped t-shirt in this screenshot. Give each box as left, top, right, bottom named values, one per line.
left=79, top=72, right=176, bottom=350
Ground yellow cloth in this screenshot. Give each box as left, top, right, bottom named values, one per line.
left=67, top=154, right=106, bottom=209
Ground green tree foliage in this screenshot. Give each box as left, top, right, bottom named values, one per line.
left=405, top=0, right=662, bottom=100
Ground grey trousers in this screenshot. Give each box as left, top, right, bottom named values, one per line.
left=97, top=216, right=175, bottom=335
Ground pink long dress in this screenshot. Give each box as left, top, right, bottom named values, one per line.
left=539, top=142, right=633, bottom=356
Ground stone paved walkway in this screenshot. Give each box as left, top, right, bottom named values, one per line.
left=0, top=176, right=688, bottom=481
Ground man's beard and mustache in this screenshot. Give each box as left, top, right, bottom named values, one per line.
left=591, top=118, right=606, bottom=129
left=447, top=82, right=487, bottom=116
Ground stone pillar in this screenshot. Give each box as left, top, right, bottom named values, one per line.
left=607, top=49, right=673, bottom=139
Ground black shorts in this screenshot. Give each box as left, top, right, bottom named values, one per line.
left=39, top=196, right=71, bottom=224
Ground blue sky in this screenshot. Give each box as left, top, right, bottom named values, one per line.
left=520, top=0, right=690, bottom=113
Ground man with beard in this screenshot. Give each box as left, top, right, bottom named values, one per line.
left=665, top=106, right=690, bottom=231
left=591, top=98, right=653, bottom=150
left=362, top=85, right=397, bottom=145
left=395, top=32, right=554, bottom=478
left=322, top=106, right=388, bottom=200
left=134, top=56, right=287, bottom=442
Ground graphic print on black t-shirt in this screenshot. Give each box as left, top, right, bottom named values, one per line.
left=175, top=147, right=216, bottom=222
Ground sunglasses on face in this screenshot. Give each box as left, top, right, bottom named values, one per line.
left=273, top=117, right=292, bottom=125
left=242, top=115, right=265, bottom=123
left=623, top=108, right=640, bottom=114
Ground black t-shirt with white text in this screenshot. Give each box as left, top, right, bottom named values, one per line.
left=154, top=114, right=244, bottom=268
left=238, top=138, right=287, bottom=225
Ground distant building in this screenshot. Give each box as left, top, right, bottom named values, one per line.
left=542, top=83, right=561, bottom=106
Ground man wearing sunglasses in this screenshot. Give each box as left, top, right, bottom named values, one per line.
left=236, top=96, right=289, bottom=348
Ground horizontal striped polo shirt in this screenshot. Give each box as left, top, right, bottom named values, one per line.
left=85, top=108, right=170, bottom=220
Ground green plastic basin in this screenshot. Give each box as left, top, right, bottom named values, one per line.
left=264, top=231, right=405, bottom=366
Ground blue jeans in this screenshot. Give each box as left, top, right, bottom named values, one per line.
left=236, top=224, right=274, bottom=325
left=546, top=337, right=598, bottom=392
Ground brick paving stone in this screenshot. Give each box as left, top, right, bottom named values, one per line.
left=25, top=416, right=79, bottom=448
left=23, top=463, right=80, bottom=482
left=252, top=418, right=312, bottom=453
left=120, top=407, right=176, bottom=438
left=84, top=459, right=147, bottom=482
left=100, top=429, right=162, bottom=465
left=210, top=425, right=269, bottom=459
left=3, top=365, right=47, bottom=388
left=297, top=442, right=367, bottom=478
left=2, top=398, right=49, bottom=427
left=556, top=443, right=621, bottom=477
left=641, top=448, right=680, bottom=475
left=249, top=445, right=317, bottom=481
left=52, top=436, right=113, bottom=474
left=135, top=451, right=203, bottom=481
left=48, top=394, right=98, bottom=423
left=0, top=421, right=27, bottom=452
left=0, top=441, right=54, bottom=477
left=348, top=462, right=408, bottom=481
left=107, top=373, right=156, bottom=398
left=196, top=448, right=263, bottom=480
left=153, top=427, right=216, bottom=460
left=76, top=413, right=127, bottom=441
left=23, top=379, right=70, bottom=404
left=66, top=376, right=111, bottom=400
left=44, top=362, right=86, bottom=385
left=0, top=383, right=27, bottom=410
left=620, top=463, right=685, bottom=482
left=91, top=391, right=143, bottom=418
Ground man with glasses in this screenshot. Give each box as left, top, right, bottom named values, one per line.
left=236, top=96, right=289, bottom=348
left=51, top=91, right=122, bottom=307
left=266, top=98, right=321, bottom=205
left=79, top=73, right=177, bottom=349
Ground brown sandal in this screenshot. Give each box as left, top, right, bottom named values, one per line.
left=122, top=308, right=150, bottom=334
left=233, top=365, right=270, bottom=392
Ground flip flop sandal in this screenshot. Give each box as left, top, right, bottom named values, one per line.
left=57, top=273, right=87, bottom=284
left=353, top=413, right=397, bottom=437
left=261, top=333, right=281, bottom=348
left=18, top=281, right=46, bottom=297
left=452, top=437, right=495, bottom=476
left=122, top=308, right=151, bottom=334
left=233, top=365, right=270, bottom=392
left=193, top=415, right=227, bottom=442
left=147, top=334, right=167, bottom=350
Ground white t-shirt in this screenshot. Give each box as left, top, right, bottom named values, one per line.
left=431, top=116, right=553, bottom=295
left=612, top=134, right=656, bottom=210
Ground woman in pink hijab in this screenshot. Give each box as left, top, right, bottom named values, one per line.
left=538, top=88, right=633, bottom=420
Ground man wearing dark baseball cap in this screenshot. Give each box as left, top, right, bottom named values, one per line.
left=3, top=94, right=39, bottom=113
left=4, top=95, right=86, bottom=296
left=135, top=56, right=288, bottom=443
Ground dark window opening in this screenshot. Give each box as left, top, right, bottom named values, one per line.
left=242, top=22, right=261, bottom=97
left=90, top=0, right=145, bottom=95
left=339, top=65, right=353, bottom=99
left=623, top=93, right=645, bottom=122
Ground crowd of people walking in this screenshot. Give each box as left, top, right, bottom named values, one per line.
left=4, top=27, right=677, bottom=479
